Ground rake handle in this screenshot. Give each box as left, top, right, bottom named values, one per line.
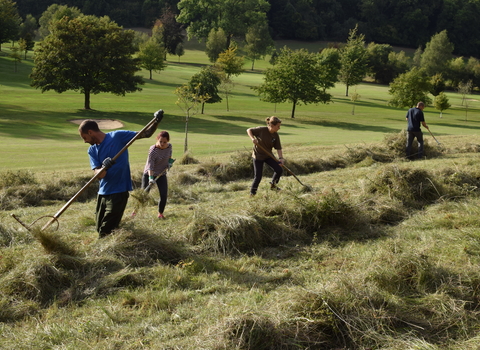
left=253, top=137, right=308, bottom=187
left=427, top=128, right=441, bottom=145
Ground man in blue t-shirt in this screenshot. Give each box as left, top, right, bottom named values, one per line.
left=78, top=113, right=162, bottom=237
left=406, top=101, right=429, bottom=160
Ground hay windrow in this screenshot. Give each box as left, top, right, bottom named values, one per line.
left=367, top=165, right=443, bottom=208
left=185, top=211, right=306, bottom=254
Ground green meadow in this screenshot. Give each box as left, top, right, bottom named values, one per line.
left=2, top=40, right=480, bottom=174
left=2, top=39, right=480, bottom=349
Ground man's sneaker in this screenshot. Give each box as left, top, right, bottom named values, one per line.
left=158, top=213, right=165, bottom=219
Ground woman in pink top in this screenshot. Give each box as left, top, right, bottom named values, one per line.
left=142, top=131, right=173, bottom=219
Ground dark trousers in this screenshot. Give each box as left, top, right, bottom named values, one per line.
left=406, top=131, right=424, bottom=159
left=142, top=173, right=168, bottom=214
left=96, top=191, right=129, bottom=237
left=250, top=158, right=283, bottom=195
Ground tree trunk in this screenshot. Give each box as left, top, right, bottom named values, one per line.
left=84, top=90, right=91, bottom=110
left=184, top=116, right=189, bottom=153
left=201, top=102, right=205, bottom=114
left=291, top=102, right=296, bottom=118
left=149, top=70, right=152, bottom=80
left=345, top=84, right=349, bottom=97
left=251, top=59, right=255, bottom=70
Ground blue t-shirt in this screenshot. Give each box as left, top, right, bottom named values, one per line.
left=406, top=107, right=425, bottom=132
left=87, top=130, right=136, bottom=195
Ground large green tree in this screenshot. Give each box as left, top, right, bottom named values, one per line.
left=137, top=38, right=167, bottom=80
left=30, top=15, right=144, bottom=110
left=339, top=25, right=368, bottom=96
left=188, top=66, right=222, bottom=114
left=420, top=30, right=454, bottom=77
left=253, top=47, right=332, bottom=118
left=388, top=67, right=432, bottom=108
left=0, top=0, right=21, bottom=50
left=244, top=22, right=274, bottom=70
left=177, top=0, right=270, bottom=47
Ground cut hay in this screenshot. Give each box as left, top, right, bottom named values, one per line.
left=223, top=314, right=280, bottom=350
left=130, top=188, right=156, bottom=211
left=382, top=130, right=444, bottom=159
left=185, top=211, right=306, bottom=254
left=367, top=165, right=443, bottom=208
left=178, top=151, right=199, bottom=165
left=196, top=150, right=253, bottom=182
left=94, top=228, right=184, bottom=266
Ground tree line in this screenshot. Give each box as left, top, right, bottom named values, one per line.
left=7, top=0, right=480, bottom=57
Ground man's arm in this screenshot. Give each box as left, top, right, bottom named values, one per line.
left=421, top=121, right=429, bottom=129
left=137, top=110, right=164, bottom=139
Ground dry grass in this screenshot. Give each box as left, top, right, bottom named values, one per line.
left=4, top=135, right=480, bottom=348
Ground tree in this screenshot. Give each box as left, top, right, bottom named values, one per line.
left=175, top=42, right=185, bottom=62
left=339, top=25, right=368, bottom=96
left=0, top=0, right=21, bottom=50
left=138, top=38, right=167, bottom=80
left=205, top=28, right=227, bottom=63
left=317, top=48, right=341, bottom=93
left=38, top=4, right=82, bottom=39
left=155, top=7, right=185, bottom=57
left=253, top=47, right=332, bottom=118
left=457, top=80, right=472, bottom=121
left=9, top=45, right=21, bottom=72
left=412, top=46, right=423, bottom=67
left=429, top=74, right=445, bottom=100
left=244, top=22, right=274, bottom=70
left=216, top=46, right=244, bottom=111
left=177, top=0, right=270, bottom=47
left=188, top=66, right=222, bottom=114
left=420, top=30, right=454, bottom=77
left=269, top=49, right=278, bottom=66
left=18, top=14, right=37, bottom=41
left=30, top=15, right=144, bottom=110
left=174, top=83, right=210, bottom=153
left=434, top=92, right=450, bottom=118
left=388, top=67, right=432, bottom=108
left=366, top=42, right=393, bottom=84
left=448, top=57, right=469, bottom=88
left=350, top=88, right=360, bottom=115
left=18, top=36, right=34, bottom=59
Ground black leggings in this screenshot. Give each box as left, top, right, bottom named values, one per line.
left=250, top=158, right=283, bottom=195
left=142, top=173, right=168, bottom=213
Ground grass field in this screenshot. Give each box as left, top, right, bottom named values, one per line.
left=2, top=39, right=480, bottom=174
left=2, top=38, right=480, bottom=349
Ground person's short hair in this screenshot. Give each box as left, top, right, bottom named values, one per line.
left=417, top=102, right=425, bottom=108
left=157, top=130, right=170, bottom=141
left=266, top=116, right=282, bottom=126
left=78, top=120, right=100, bottom=133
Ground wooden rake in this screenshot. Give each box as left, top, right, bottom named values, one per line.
left=254, top=137, right=312, bottom=190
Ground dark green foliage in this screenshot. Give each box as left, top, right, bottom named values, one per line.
left=30, top=15, right=144, bottom=110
